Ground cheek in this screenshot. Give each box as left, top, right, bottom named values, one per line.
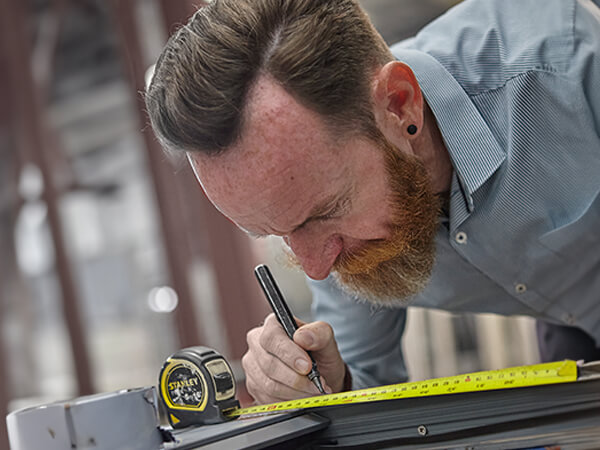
left=345, top=167, right=396, bottom=238
left=335, top=211, right=393, bottom=243
left=340, top=189, right=396, bottom=240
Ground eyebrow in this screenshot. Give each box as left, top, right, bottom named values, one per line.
left=290, top=184, right=353, bottom=233
left=241, top=184, right=353, bottom=239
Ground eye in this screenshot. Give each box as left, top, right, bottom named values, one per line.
left=320, top=197, right=351, bottom=220
left=320, top=209, right=339, bottom=220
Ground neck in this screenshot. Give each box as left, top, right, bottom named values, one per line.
left=413, top=102, right=453, bottom=194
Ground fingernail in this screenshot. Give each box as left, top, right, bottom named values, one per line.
left=298, top=331, right=314, bottom=347
left=295, top=358, right=310, bottom=372
left=324, top=385, right=333, bottom=394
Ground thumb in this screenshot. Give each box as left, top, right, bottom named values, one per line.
left=293, top=321, right=340, bottom=363
left=294, top=321, right=346, bottom=392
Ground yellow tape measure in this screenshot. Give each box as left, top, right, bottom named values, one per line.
left=226, top=360, right=577, bottom=418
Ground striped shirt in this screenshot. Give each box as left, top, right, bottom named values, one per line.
left=310, top=0, right=600, bottom=389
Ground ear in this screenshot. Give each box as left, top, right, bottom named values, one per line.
left=372, top=61, right=424, bottom=142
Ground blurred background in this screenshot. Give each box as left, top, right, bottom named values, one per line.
left=0, top=0, right=539, bottom=447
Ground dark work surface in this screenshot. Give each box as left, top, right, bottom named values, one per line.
left=308, top=377, right=600, bottom=449
left=167, top=411, right=329, bottom=450
left=167, top=377, right=600, bottom=449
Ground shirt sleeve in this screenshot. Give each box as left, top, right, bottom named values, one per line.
left=308, top=276, right=408, bottom=389
left=573, top=0, right=600, bottom=138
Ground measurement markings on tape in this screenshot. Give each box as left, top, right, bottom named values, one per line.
left=226, top=360, right=577, bottom=418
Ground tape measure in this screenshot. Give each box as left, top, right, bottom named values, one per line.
left=159, top=346, right=240, bottom=428
left=225, top=359, right=577, bottom=418
left=158, top=348, right=577, bottom=425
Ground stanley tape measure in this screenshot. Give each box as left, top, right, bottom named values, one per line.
left=159, top=347, right=240, bottom=428
left=159, top=346, right=578, bottom=426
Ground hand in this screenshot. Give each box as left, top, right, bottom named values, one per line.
left=242, top=313, right=347, bottom=404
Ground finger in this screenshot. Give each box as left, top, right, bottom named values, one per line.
left=259, top=314, right=315, bottom=375
left=246, top=374, right=318, bottom=404
left=293, top=321, right=338, bottom=360
left=247, top=324, right=320, bottom=393
left=242, top=350, right=322, bottom=403
left=293, top=321, right=346, bottom=392
left=264, top=312, right=308, bottom=335
left=245, top=365, right=321, bottom=403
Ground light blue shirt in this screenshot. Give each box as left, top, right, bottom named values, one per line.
left=310, top=0, right=600, bottom=389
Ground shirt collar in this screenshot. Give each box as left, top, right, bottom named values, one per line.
left=390, top=48, right=506, bottom=213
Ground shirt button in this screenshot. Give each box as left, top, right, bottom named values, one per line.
left=563, top=314, right=576, bottom=325
left=515, top=283, right=527, bottom=294
left=455, top=231, right=468, bottom=244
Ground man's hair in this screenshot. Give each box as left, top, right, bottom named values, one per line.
left=145, top=0, right=393, bottom=155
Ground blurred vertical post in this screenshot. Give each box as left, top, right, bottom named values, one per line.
left=0, top=0, right=94, bottom=396
left=0, top=240, right=11, bottom=447
left=108, top=0, right=202, bottom=348
left=155, top=0, right=271, bottom=360
left=0, top=158, right=11, bottom=450
left=0, top=17, right=17, bottom=447
left=110, top=0, right=270, bottom=360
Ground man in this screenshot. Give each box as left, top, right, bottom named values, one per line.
left=146, top=0, right=600, bottom=405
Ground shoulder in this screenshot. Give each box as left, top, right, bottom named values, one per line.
left=394, top=0, right=576, bottom=94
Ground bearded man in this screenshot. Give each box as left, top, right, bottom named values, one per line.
left=146, top=0, right=600, bottom=404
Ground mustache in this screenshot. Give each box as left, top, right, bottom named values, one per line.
left=333, top=227, right=420, bottom=276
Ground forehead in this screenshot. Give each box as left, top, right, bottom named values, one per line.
left=239, top=76, right=339, bottom=172
left=188, top=76, right=347, bottom=231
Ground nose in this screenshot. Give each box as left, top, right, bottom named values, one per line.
left=284, top=231, right=343, bottom=280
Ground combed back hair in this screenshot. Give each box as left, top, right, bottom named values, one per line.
left=145, top=0, right=393, bottom=155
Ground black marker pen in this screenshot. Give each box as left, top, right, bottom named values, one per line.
left=254, top=264, right=326, bottom=395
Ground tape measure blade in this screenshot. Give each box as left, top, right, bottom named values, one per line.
left=227, top=360, right=578, bottom=418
